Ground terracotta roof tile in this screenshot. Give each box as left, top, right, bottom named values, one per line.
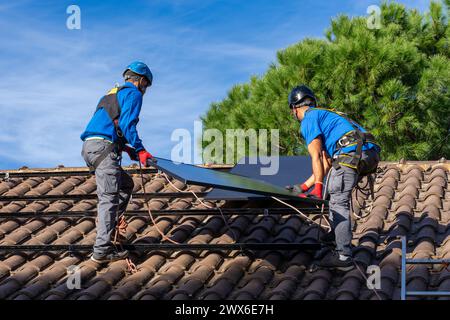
left=0, top=160, right=449, bottom=299
left=372, top=195, right=392, bottom=209
left=335, top=272, right=363, bottom=300
left=0, top=179, right=23, bottom=196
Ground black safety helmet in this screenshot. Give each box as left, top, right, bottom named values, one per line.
left=288, top=85, right=317, bottom=109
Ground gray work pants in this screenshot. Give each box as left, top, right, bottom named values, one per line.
left=81, top=139, right=134, bottom=255
left=328, top=148, right=379, bottom=256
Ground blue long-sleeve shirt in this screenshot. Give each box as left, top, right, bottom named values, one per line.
left=300, top=108, right=380, bottom=157
left=80, top=82, right=145, bottom=151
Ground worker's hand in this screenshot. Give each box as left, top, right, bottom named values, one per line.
left=285, top=183, right=310, bottom=195
left=299, top=182, right=323, bottom=200
left=123, top=145, right=138, bottom=161
left=138, top=150, right=155, bottom=167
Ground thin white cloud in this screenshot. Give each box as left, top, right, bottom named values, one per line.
left=2, top=0, right=367, bottom=169
left=0, top=3, right=281, bottom=168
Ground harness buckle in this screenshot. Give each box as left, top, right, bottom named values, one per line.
left=337, top=134, right=352, bottom=148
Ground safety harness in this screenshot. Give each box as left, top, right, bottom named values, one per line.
left=308, top=107, right=379, bottom=176
left=87, top=86, right=127, bottom=173
left=307, top=107, right=381, bottom=211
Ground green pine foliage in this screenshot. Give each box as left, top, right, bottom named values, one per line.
left=201, top=1, right=450, bottom=162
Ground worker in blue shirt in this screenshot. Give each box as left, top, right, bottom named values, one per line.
left=80, top=61, right=154, bottom=263
left=287, top=85, right=380, bottom=271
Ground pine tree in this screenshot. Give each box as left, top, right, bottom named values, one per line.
left=201, top=1, right=450, bottom=163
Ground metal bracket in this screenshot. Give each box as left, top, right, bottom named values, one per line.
left=2, top=172, right=9, bottom=182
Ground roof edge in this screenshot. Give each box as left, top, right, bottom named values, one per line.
left=0, top=159, right=447, bottom=174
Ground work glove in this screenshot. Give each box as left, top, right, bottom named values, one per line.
left=123, top=145, right=138, bottom=161
left=138, top=150, right=155, bottom=167
left=299, top=182, right=323, bottom=200
left=285, top=183, right=310, bottom=195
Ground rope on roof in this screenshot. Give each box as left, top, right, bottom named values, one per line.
left=0, top=243, right=322, bottom=252
left=0, top=207, right=328, bottom=219
left=0, top=192, right=208, bottom=202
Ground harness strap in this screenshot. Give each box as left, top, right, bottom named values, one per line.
left=95, top=86, right=127, bottom=146
left=308, top=107, right=380, bottom=174
left=352, top=130, right=364, bottom=167
left=88, top=142, right=116, bottom=173
left=333, top=111, right=368, bottom=168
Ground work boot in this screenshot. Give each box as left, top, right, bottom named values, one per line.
left=91, top=249, right=129, bottom=264
left=317, top=251, right=354, bottom=271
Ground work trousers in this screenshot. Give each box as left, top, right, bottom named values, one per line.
left=328, top=148, right=379, bottom=256
left=81, top=139, right=134, bottom=255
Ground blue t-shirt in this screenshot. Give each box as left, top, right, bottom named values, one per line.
left=80, top=82, right=145, bottom=151
left=300, top=108, right=379, bottom=157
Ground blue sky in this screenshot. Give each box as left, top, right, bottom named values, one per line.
left=0, top=0, right=431, bottom=169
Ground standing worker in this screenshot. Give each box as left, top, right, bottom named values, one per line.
left=286, top=85, right=381, bottom=270
left=81, top=61, right=155, bottom=263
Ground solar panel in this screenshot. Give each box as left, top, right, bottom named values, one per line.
left=205, top=156, right=313, bottom=200
left=152, top=157, right=324, bottom=204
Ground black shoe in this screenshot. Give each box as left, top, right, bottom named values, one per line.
left=317, top=251, right=354, bottom=271
left=91, top=249, right=129, bottom=263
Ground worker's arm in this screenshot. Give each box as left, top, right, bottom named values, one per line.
left=303, top=150, right=331, bottom=187
left=323, top=150, right=332, bottom=175
left=294, top=110, right=324, bottom=198
left=118, top=90, right=145, bottom=152
left=308, top=137, right=325, bottom=183
left=299, top=137, right=324, bottom=199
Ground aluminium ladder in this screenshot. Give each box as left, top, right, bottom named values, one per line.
left=401, top=236, right=450, bottom=299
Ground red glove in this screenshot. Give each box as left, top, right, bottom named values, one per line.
left=300, top=182, right=323, bottom=199
left=286, top=183, right=311, bottom=194
left=138, top=150, right=154, bottom=167
left=300, top=183, right=310, bottom=192
left=309, top=183, right=323, bottom=199
left=123, top=145, right=138, bottom=161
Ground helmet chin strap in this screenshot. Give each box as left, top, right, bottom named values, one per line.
left=137, top=78, right=147, bottom=94
left=295, top=105, right=315, bottom=121
left=293, top=108, right=302, bottom=121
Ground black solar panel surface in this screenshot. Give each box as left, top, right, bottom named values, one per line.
left=153, top=157, right=323, bottom=204
left=206, top=156, right=313, bottom=200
